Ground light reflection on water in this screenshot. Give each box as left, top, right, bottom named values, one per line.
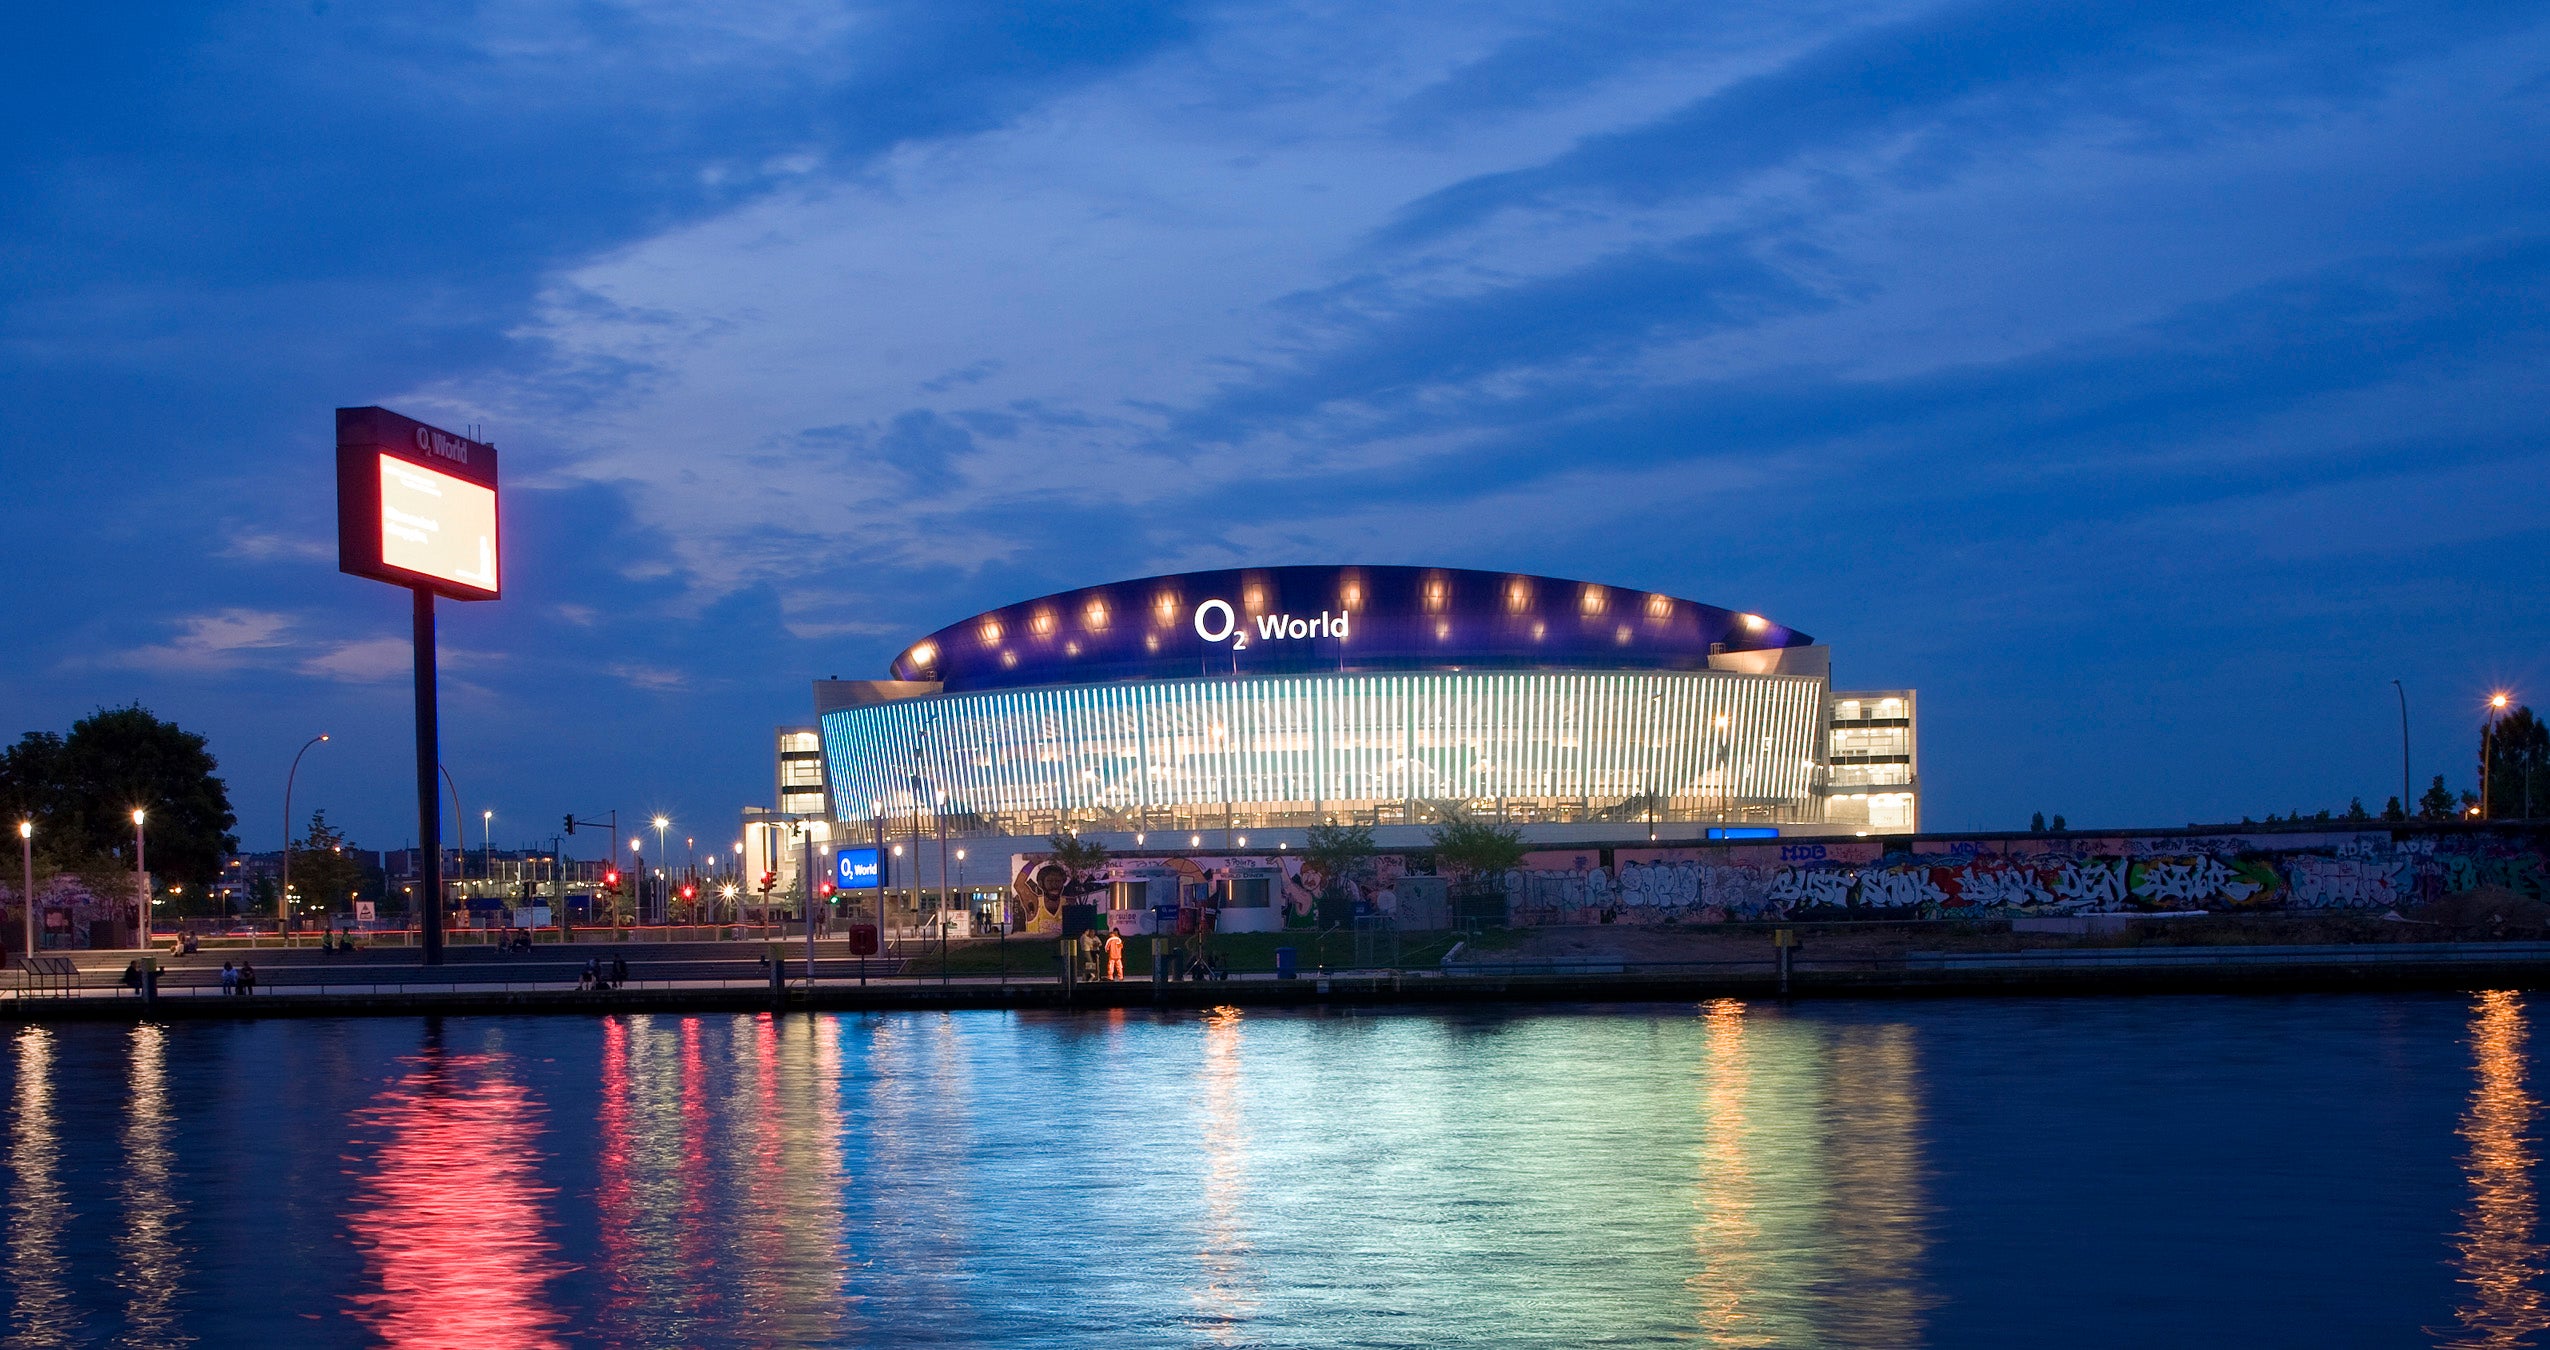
left=10, top=1026, right=78, bottom=1348
left=2443, top=991, right=2550, bottom=1348
left=341, top=1035, right=568, bottom=1348
left=0, top=998, right=2541, bottom=1346
left=117, top=1023, right=187, bottom=1349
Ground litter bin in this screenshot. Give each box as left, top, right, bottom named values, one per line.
left=1274, top=946, right=1297, bottom=980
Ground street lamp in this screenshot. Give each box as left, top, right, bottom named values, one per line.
left=482, top=809, right=494, bottom=888
left=279, top=734, right=329, bottom=947
left=2484, top=691, right=2514, bottom=819
left=131, top=807, right=149, bottom=950
left=18, top=819, right=34, bottom=959
left=651, top=817, right=670, bottom=925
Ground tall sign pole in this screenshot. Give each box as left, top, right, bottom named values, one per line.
left=336, top=406, right=502, bottom=967
left=413, top=589, right=444, bottom=963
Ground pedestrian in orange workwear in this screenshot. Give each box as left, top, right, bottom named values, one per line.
left=1104, top=930, right=1125, bottom=981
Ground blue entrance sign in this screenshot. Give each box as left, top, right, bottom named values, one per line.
left=835, top=846, right=883, bottom=888
left=1704, top=826, right=1781, bottom=841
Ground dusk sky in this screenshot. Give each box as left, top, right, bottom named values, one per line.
left=5, top=0, right=2546, bottom=856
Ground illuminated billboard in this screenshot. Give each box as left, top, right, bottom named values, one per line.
left=834, top=847, right=883, bottom=889
left=336, top=406, right=502, bottom=601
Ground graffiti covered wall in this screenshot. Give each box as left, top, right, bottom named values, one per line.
left=1506, top=829, right=2548, bottom=924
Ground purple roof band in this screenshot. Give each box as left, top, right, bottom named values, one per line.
left=889, top=565, right=1811, bottom=693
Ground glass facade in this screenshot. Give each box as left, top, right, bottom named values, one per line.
left=822, top=670, right=1830, bottom=837
left=1820, top=689, right=1918, bottom=832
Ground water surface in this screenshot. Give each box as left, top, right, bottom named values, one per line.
left=0, top=994, right=2540, bottom=1347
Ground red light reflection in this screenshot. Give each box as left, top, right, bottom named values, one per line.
left=344, top=1048, right=567, bottom=1348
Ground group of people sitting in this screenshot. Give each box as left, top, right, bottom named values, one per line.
left=578, top=956, right=631, bottom=991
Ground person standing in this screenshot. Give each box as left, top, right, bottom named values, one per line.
left=238, top=962, right=257, bottom=995
left=1104, top=930, right=1125, bottom=982
left=220, top=961, right=237, bottom=996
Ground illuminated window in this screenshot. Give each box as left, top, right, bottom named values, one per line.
left=1339, top=574, right=1364, bottom=610
left=1579, top=585, right=1606, bottom=616
left=1084, top=599, right=1109, bottom=630
left=1153, top=591, right=1179, bottom=624
left=1740, top=613, right=1767, bottom=631
left=1614, top=625, right=1632, bottom=645
left=1031, top=609, right=1056, bottom=637
left=1423, top=575, right=1450, bottom=613
left=978, top=619, right=1003, bottom=646
left=1504, top=578, right=1532, bottom=613
left=1244, top=584, right=1266, bottom=611
left=1064, top=641, right=1080, bottom=657
left=907, top=640, right=938, bottom=669
left=1645, top=593, right=1672, bottom=620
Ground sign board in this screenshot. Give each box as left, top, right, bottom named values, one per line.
left=336, top=406, right=501, bottom=600
left=354, top=900, right=377, bottom=924
left=834, top=846, right=883, bottom=889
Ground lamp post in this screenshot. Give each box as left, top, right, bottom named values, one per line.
left=18, top=820, right=34, bottom=959
left=2391, top=680, right=2411, bottom=817
left=279, top=733, right=329, bottom=946
left=629, top=837, right=645, bottom=927
left=481, top=810, right=494, bottom=892
left=1647, top=692, right=1664, bottom=843
left=651, top=817, right=670, bottom=925
left=2485, top=692, right=2513, bottom=819
left=131, top=808, right=149, bottom=951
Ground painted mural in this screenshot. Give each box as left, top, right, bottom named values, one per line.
left=1006, top=828, right=2545, bottom=929
left=1507, top=829, right=2548, bottom=924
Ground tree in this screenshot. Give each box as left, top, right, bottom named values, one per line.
left=2344, top=797, right=2371, bottom=822
left=291, top=810, right=365, bottom=915
left=2051, top=814, right=2068, bottom=832
left=1044, top=830, right=1110, bottom=895
left=2483, top=706, right=2549, bottom=820
left=1430, top=818, right=1527, bottom=887
left=2382, top=796, right=2406, bottom=822
left=2029, top=812, right=2046, bottom=833
left=1303, top=822, right=1375, bottom=898
left=0, top=706, right=237, bottom=891
left=2418, top=775, right=2459, bottom=821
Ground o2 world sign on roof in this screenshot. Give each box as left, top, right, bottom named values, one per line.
left=1190, top=598, right=1350, bottom=649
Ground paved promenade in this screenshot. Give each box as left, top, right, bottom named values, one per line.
left=8, top=936, right=2550, bottom=1020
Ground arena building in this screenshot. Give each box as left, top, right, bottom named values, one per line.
left=811, top=566, right=1917, bottom=861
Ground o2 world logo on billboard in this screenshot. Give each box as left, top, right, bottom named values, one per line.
left=1192, top=598, right=1350, bottom=650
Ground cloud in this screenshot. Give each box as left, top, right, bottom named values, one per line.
left=110, top=609, right=297, bottom=673
left=296, top=637, right=416, bottom=684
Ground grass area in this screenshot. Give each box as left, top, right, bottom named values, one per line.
left=896, top=926, right=1474, bottom=978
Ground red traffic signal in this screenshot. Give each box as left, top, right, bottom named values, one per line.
left=758, top=871, right=777, bottom=893
left=680, top=884, right=696, bottom=900
left=819, top=881, right=836, bottom=897
left=603, top=869, right=620, bottom=893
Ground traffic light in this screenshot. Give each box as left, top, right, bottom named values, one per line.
left=758, top=871, right=776, bottom=895
left=603, top=868, right=620, bottom=894
left=680, top=884, right=696, bottom=901
left=564, top=815, right=576, bottom=835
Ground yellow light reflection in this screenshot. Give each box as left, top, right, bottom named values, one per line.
left=1193, top=1006, right=1257, bottom=1341
left=119, top=1024, right=187, bottom=1343
left=2444, top=990, right=2550, bottom=1348
left=1690, top=998, right=1774, bottom=1347
left=9, top=1027, right=74, bottom=1345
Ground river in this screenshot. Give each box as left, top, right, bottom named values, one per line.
left=0, top=993, right=2540, bottom=1347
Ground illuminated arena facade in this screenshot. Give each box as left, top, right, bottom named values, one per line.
left=814, top=566, right=1918, bottom=842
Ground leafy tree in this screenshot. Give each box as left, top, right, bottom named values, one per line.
left=1430, top=818, right=1527, bottom=886
left=2418, top=775, right=2459, bottom=821
left=2029, top=812, right=2046, bottom=833
left=0, top=707, right=237, bottom=891
left=2344, top=797, right=2371, bottom=822
left=1043, top=830, right=1110, bottom=894
left=291, top=810, right=365, bottom=915
left=1303, top=822, right=1375, bottom=898
left=2382, top=796, right=2406, bottom=822
left=2051, top=814, right=2068, bottom=831
left=2483, top=706, right=2549, bottom=820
